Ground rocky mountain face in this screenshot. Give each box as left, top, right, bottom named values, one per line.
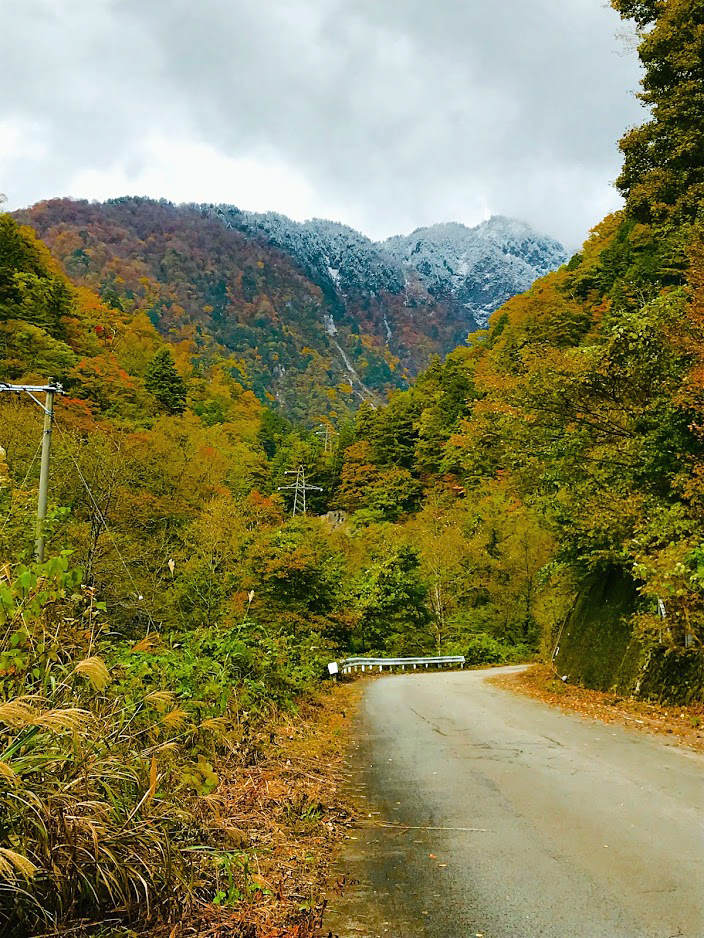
left=215, top=207, right=567, bottom=337
left=15, top=198, right=566, bottom=420
left=383, top=217, right=568, bottom=327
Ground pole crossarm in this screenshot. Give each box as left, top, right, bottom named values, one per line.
left=0, top=382, right=65, bottom=394
left=0, top=381, right=66, bottom=416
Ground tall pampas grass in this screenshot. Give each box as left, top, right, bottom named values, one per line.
left=0, top=564, right=212, bottom=936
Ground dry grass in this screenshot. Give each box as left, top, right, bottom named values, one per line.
left=0, top=563, right=363, bottom=938
left=139, top=680, right=361, bottom=938
left=0, top=681, right=361, bottom=938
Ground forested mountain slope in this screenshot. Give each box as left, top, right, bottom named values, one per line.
left=13, top=197, right=401, bottom=421
left=217, top=206, right=566, bottom=350
left=2, top=0, right=704, bottom=933
left=14, top=198, right=565, bottom=420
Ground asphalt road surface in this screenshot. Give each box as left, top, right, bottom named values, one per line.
left=325, top=666, right=704, bottom=938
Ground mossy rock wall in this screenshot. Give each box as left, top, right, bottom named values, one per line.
left=637, top=648, right=704, bottom=705
left=554, top=567, right=704, bottom=703
left=554, top=568, right=644, bottom=694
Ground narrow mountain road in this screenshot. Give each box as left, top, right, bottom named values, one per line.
left=325, top=666, right=704, bottom=938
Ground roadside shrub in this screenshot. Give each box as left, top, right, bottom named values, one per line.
left=0, top=557, right=213, bottom=935
left=464, top=633, right=534, bottom=666
left=0, top=555, right=338, bottom=935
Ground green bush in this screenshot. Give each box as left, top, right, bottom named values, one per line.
left=464, top=633, right=534, bottom=666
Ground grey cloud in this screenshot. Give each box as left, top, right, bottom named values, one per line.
left=1, top=0, right=643, bottom=247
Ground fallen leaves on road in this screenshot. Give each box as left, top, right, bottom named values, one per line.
left=492, top=666, right=704, bottom=752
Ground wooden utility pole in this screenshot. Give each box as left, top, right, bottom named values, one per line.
left=35, top=384, right=56, bottom=562
left=277, top=465, right=322, bottom=516
left=0, top=379, right=64, bottom=561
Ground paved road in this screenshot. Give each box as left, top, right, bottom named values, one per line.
left=325, top=666, right=704, bottom=938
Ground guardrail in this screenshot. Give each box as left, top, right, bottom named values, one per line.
left=328, top=655, right=465, bottom=676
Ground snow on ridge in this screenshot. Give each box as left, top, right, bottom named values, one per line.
left=212, top=203, right=567, bottom=334
left=381, top=214, right=568, bottom=321
left=219, top=207, right=405, bottom=296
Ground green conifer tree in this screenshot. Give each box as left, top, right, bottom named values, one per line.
left=145, top=348, right=188, bottom=415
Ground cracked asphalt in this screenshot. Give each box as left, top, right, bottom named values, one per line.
left=325, top=666, right=704, bottom=938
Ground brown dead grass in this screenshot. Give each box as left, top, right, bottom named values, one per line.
left=492, top=665, right=704, bottom=752
left=142, top=680, right=362, bottom=938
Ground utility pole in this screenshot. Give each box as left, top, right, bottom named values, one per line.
left=0, top=379, right=65, bottom=562
left=277, top=465, right=322, bottom=516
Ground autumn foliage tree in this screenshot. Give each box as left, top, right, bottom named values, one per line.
left=613, top=0, right=704, bottom=226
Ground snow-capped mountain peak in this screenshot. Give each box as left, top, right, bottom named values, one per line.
left=212, top=204, right=567, bottom=348
left=381, top=216, right=567, bottom=326
left=472, top=215, right=567, bottom=277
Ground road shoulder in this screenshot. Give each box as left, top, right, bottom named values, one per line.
left=491, top=663, right=704, bottom=752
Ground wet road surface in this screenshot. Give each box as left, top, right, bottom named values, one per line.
left=325, top=666, right=704, bottom=938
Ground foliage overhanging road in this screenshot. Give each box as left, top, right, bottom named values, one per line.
left=327, top=666, right=704, bottom=938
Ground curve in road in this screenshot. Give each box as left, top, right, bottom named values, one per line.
left=325, top=666, right=704, bottom=938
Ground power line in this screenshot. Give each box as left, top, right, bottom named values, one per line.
left=54, top=422, right=144, bottom=601
left=0, top=437, right=44, bottom=537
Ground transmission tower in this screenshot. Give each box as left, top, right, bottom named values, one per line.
left=277, top=465, right=322, bottom=516
left=314, top=421, right=336, bottom=453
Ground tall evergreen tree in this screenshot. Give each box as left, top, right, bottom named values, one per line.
left=145, top=348, right=188, bottom=415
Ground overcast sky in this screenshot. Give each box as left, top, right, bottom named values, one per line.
left=1, top=0, right=643, bottom=249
